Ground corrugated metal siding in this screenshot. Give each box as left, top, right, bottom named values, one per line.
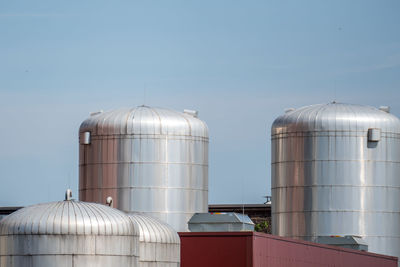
left=252, top=233, right=397, bottom=267
left=179, top=232, right=398, bottom=267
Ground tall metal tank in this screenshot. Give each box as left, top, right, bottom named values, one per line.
left=0, top=190, right=140, bottom=267
left=79, top=105, right=209, bottom=232
left=271, top=102, right=400, bottom=258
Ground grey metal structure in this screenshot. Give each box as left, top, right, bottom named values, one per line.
left=79, top=105, right=209, bottom=232
left=0, top=191, right=140, bottom=267
left=315, top=235, right=368, bottom=251
left=271, top=102, right=400, bottom=259
left=127, top=212, right=180, bottom=267
left=188, top=212, right=254, bottom=232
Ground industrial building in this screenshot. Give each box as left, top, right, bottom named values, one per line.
left=1, top=103, right=399, bottom=267
left=179, top=232, right=397, bottom=267
left=209, top=203, right=271, bottom=233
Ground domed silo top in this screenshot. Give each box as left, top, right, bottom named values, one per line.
left=127, top=212, right=180, bottom=244
left=272, top=102, right=400, bottom=135
left=0, top=190, right=140, bottom=267
left=79, top=105, right=209, bottom=138
left=126, top=212, right=180, bottom=265
left=0, top=191, right=136, bottom=236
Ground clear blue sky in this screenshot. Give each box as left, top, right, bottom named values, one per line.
left=1, top=1, right=400, bottom=206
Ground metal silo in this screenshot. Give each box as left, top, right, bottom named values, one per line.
left=127, top=212, right=180, bottom=267
left=79, top=105, right=209, bottom=232
left=0, top=190, right=140, bottom=267
left=271, top=102, right=400, bottom=258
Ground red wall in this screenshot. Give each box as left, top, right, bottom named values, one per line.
left=179, top=232, right=398, bottom=267
left=180, top=233, right=252, bottom=267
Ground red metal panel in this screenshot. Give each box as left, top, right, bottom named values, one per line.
left=252, top=233, right=397, bottom=267
left=180, top=232, right=252, bottom=267
left=179, top=232, right=398, bottom=267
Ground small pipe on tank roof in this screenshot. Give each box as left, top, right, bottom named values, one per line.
left=65, top=189, right=72, bottom=201
left=106, top=196, right=113, bottom=208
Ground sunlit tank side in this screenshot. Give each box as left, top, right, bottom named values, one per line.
left=79, top=106, right=209, bottom=232
left=271, top=102, right=400, bottom=258
left=127, top=212, right=180, bottom=267
left=0, top=190, right=140, bottom=267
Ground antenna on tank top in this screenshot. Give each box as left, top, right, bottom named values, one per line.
left=143, top=83, right=147, bottom=106
left=241, top=176, right=245, bottom=231
left=67, top=170, right=72, bottom=196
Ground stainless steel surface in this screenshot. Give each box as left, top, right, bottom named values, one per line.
left=271, top=102, right=400, bottom=259
left=0, top=191, right=140, bottom=267
left=79, top=105, right=209, bottom=232
left=127, top=212, right=180, bottom=267
left=188, top=212, right=254, bottom=232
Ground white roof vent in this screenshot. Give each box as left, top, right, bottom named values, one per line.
left=379, top=106, right=390, bottom=113
left=90, top=110, right=103, bottom=116
left=184, top=109, right=198, bottom=117
left=83, top=132, right=91, bottom=145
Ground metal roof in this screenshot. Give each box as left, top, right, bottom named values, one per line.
left=189, top=212, right=254, bottom=225
left=0, top=200, right=137, bottom=236
left=272, top=102, right=400, bottom=135
left=79, top=105, right=209, bottom=137
left=127, top=212, right=180, bottom=244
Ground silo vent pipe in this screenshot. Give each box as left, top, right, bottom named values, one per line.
left=106, top=196, right=113, bottom=208
left=65, top=189, right=72, bottom=201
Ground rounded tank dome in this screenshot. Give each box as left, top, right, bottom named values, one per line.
left=80, top=105, right=208, bottom=137
left=272, top=102, right=400, bottom=134
left=128, top=212, right=180, bottom=244
left=1, top=200, right=135, bottom=236
left=0, top=190, right=140, bottom=267
left=127, top=212, right=180, bottom=266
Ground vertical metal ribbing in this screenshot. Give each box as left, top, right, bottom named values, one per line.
left=79, top=106, right=209, bottom=232
left=272, top=102, right=400, bottom=259
left=0, top=200, right=140, bottom=266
